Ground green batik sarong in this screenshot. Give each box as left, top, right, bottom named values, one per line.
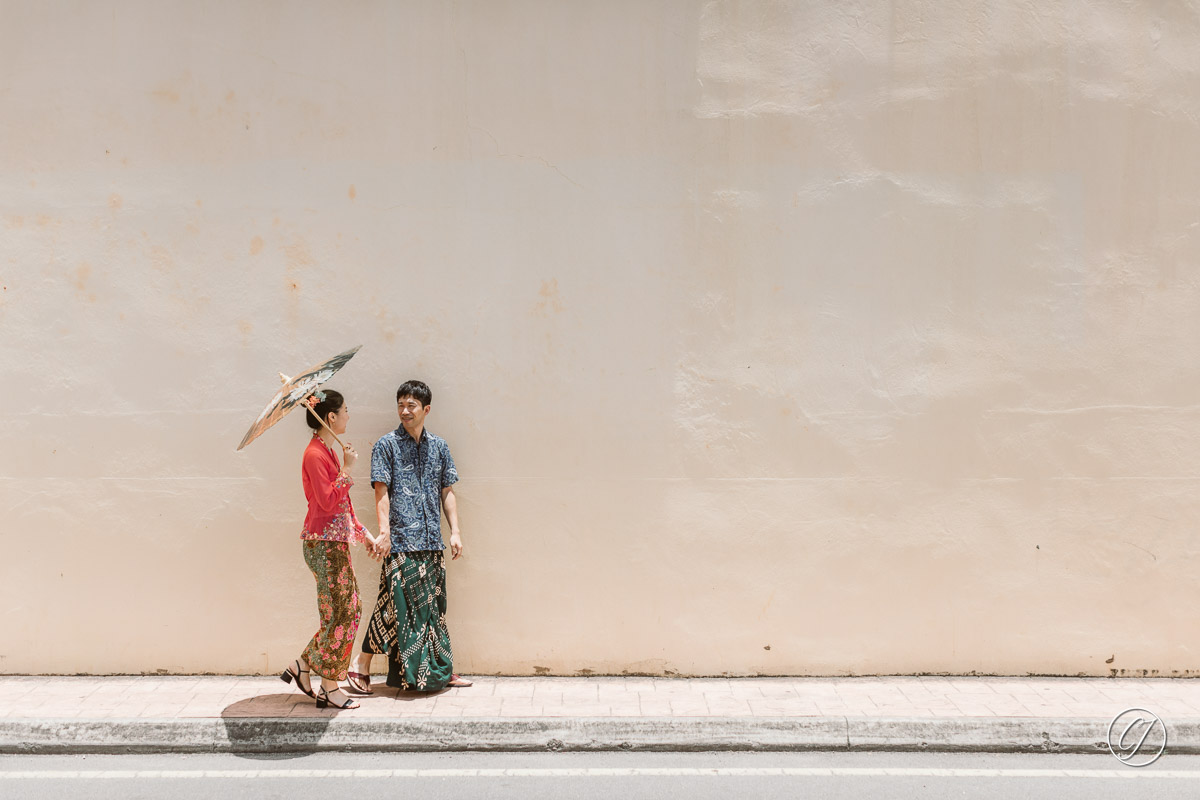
left=362, top=550, right=453, bottom=691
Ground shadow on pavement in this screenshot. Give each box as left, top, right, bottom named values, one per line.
left=220, top=692, right=337, bottom=759
left=367, top=685, right=450, bottom=701
left=218, top=684, right=449, bottom=759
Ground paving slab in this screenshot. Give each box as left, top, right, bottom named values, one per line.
left=0, top=676, right=1195, bottom=755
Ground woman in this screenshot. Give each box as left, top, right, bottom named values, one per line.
left=280, top=389, right=383, bottom=710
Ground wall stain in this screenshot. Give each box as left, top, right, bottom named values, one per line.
left=283, top=239, right=314, bottom=299
left=73, top=262, right=96, bottom=302
left=348, top=184, right=356, bottom=200
left=249, top=236, right=264, bottom=255
left=108, top=194, right=123, bottom=209
left=151, top=85, right=180, bottom=103
left=150, top=245, right=173, bottom=272
left=533, top=278, right=565, bottom=315
left=373, top=302, right=398, bottom=343
left=283, top=240, right=314, bottom=270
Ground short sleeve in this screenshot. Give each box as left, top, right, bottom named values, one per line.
left=440, top=442, right=459, bottom=488
left=370, top=437, right=392, bottom=487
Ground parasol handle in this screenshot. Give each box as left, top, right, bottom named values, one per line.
left=304, top=403, right=348, bottom=452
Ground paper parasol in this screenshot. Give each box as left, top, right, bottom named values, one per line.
left=236, top=345, right=362, bottom=451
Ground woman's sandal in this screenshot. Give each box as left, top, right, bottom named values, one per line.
left=280, top=659, right=316, bottom=698
left=346, top=671, right=372, bottom=696
left=316, top=686, right=360, bottom=710
left=448, top=673, right=473, bottom=688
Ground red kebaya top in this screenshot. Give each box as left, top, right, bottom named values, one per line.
left=301, top=432, right=369, bottom=544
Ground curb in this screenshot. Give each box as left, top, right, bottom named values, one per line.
left=3, top=716, right=1199, bottom=755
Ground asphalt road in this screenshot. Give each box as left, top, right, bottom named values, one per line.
left=3, top=751, right=1199, bottom=799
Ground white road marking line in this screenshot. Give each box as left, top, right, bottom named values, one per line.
left=1, top=767, right=1200, bottom=780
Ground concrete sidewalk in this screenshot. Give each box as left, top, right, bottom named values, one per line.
left=1, top=675, right=1197, bottom=755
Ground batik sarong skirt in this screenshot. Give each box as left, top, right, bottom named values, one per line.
left=363, top=550, right=453, bottom=691
left=302, top=540, right=361, bottom=681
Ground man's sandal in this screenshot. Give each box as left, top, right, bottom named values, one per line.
left=448, top=674, right=473, bottom=688
left=346, top=671, right=372, bottom=695
left=281, top=659, right=316, bottom=698
left=316, top=686, right=360, bottom=710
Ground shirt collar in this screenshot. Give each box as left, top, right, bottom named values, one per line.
left=395, top=425, right=427, bottom=444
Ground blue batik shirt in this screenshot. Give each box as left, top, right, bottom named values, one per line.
left=370, top=426, right=459, bottom=553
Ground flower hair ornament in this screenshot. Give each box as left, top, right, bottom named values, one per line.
left=303, top=390, right=328, bottom=410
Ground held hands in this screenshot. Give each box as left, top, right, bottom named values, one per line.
left=368, top=531, right=389, bottom=560
left=362, top=532, right=461, bottom=560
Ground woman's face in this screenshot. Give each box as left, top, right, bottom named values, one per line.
left=326, top=403, right=349, bottom=436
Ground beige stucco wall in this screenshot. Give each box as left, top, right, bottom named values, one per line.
left=1, top=0, right=1198, bottom=676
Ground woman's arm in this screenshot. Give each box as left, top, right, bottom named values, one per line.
left=303, top=447, right=350, bottom=515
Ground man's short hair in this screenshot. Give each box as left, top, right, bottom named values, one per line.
left=396, top=380, right=432, bottom=407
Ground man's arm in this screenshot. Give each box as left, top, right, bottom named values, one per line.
left=374, top=482, right=390, bottom=554
left=368, top=438, right=393, bottom=556
left=442, top=485, right=463, bottom=560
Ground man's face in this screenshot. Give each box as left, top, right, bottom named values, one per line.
left=397, top=395, right=429, bottom=430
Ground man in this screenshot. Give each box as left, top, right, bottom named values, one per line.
left=347, top=380, right=472, bottom=693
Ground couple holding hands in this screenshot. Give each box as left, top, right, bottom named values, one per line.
left=281, top=379, right=471, bottom=711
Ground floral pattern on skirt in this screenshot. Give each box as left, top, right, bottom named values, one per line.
left=302, top=540, right=361, bottom=681
left=362, top=550, right=453, bottom=691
